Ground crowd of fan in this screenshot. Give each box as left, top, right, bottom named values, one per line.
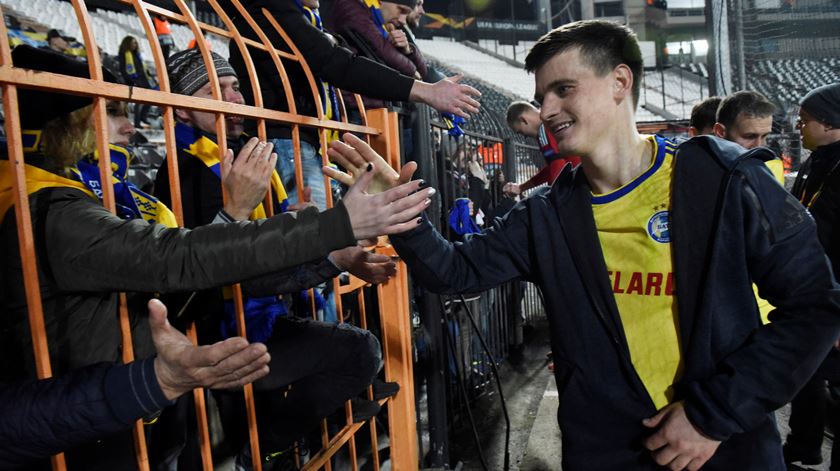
left=0, top=0, right=477, bottom=470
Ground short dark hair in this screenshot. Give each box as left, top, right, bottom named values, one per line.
left=716, top=91, right=775, bottom=128
left=525, top=20, right=643, bottom=106
left=689, top=97, right=722, bottom=132
left=506, top=101, right=536, bottom=128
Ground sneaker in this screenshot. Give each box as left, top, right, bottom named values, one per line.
left=372, top=379, right=400, bottom=401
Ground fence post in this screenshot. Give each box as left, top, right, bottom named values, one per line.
left=367, top=108, right=420, bottom=470
left=503, top=138, right=517, bottom=184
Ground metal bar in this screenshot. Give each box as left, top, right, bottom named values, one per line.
left=115, top=0, right=299, bottom=61
left=129, top=0, right=183, bottom=225
left=206, top=0, right=273, bottom=213
left=167, top=0, right=222, bottom=467
left=71, top=1, right=152, bottom=468
left=0, top=67, right=380, bottom=135
left=260, top=9, right=335, bottom=207
left=358, top=290, right=381, bottom=471
left=375, top=254, right=419, bottom=469
left=0, top=7, right=67, bottom=468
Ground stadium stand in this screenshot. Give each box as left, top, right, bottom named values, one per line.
left=417, top=37, right=676, bottom=122
left=0, top=0, right=228, bottom=58
left=748, top=58, right=840, bottom=109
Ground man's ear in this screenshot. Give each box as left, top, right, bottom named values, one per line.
left=713, top=122, right=727, bottom=139
left=613, top=64, right=633, bottom=103
left=688, top=127, right=699, bottom=138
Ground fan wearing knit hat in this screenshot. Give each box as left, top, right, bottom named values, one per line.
left=786, top=83, right=840, bottom=469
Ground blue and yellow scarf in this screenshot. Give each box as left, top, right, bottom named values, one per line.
left=448, top=197, right=480, bottom=236
left=174, top=122, right=288, bottom=216
left=363, top=0, right=390, bottom=38
left=72, top=143, right=178, bottom=227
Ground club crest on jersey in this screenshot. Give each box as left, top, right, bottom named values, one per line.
left=647, top=211, right=670, bottom=243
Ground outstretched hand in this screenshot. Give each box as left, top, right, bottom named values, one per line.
left=642, top=401, right=721, bottom=471
left=149, top=299, right=271, bottom=401
left=410, top=74, right=481, bottom=119
left=330, top=245, right=397, bottom=284
left=220, top=138, right=277, bottom=221
left=325, top=133, right=416, bottom=194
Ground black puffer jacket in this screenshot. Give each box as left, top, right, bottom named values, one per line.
left=0, top=358, right=170, bottom=469
left=392, top=136, right=840, bottom=470
left=225, top=0, right=415, bottom=147
left=792, top=139, right=840, bottom=268
left=0, top=173, right=355, bottom=381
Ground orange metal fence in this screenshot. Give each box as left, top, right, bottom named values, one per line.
left=0, top=0, right=418, bottom=469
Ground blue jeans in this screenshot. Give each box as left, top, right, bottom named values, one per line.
left=271, top=138, right=337, bottom=322
left=272, top=138, right=328, bottom=211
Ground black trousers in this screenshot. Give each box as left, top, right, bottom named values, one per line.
left=787, top=349, right=840, bottom=468
left=217, top=316, right=382, bottom=454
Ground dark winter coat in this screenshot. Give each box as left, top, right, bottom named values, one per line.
left=392, top=136, right=840, bottom=470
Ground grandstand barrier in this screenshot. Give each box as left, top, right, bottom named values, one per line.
left=0, top=0, right=419, bottom=469
left=402, top=107, right=544, bottom=465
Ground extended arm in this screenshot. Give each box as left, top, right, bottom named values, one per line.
left=0, top=299, right=269, bottom=468
left=236, top=0, right=479, bottom=118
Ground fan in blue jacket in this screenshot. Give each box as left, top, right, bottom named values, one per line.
left=0, top=299, right=269, bottom=469
left=325, top=20, right=840, bottom=471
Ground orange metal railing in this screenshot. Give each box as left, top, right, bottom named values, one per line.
left=0, top=0, right=418, bottom=469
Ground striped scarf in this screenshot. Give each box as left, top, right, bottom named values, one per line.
left=363, top=0, right=390, bottom=38
left=72, top=143, right=178, bottom=227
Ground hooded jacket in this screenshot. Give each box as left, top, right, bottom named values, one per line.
left=392, top=136, right=840, bottom=470
left=0, top=358, right=170, bottom=469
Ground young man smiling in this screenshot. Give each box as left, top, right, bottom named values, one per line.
left=327, top=20, right=840, bottom=470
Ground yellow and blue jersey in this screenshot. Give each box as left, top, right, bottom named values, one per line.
left=592, top=135, right=681, bottom=409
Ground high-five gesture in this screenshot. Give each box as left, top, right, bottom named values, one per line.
left=325, top=133, right=416, bottom=194
left=340, top=160, right=434, bottom=240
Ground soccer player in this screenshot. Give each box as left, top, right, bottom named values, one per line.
left=326, top=20, right=840, bottom=470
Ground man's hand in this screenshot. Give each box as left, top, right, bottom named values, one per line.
left=409, top=74, right=481, bottom=119
left=325, top=133, right=416, bottom=194
left=341, top=161, right=435, bottom=240
left=642, top=401, right=721, bottom=471
left=220, top=138, right=277, bottom=221
left=149, top=299, right=271, bottom=401
left=330, top=245, right=397, bottom=284
left=503, top=182, right=521, bottom=197
left=388, top=29, right=411, bottom=54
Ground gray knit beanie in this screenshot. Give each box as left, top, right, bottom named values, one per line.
left=166, top=49, right=237, bottom=96
left=800, top=83, right=840, bottom=128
